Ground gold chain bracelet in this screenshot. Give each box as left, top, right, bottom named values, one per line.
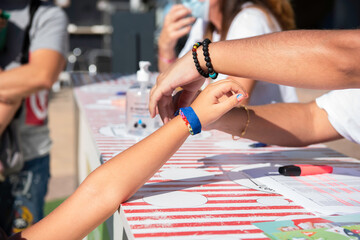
left=232, top=105, right=250, bottom=140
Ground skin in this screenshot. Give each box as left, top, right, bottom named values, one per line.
left=0, top=10, right=7, bottom=29
left=0, top=6, right=66, bottom=133
left=207, top=101, right=342, bottom=147
left=0, top=49, right=66, bottom=103
left=150, top=29, right=360, bottom=123
left=158, top=0, right=258, bottom=105
left=3, top=80, right=246, bottom=240
left=0, top=48, right=65, bottom=134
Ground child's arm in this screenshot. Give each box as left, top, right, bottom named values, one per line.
left=11, top=80, right=245, bottom=240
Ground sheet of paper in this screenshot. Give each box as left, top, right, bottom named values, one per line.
left=253, top=213, right=360, bottom=240
left=240, top=165, right=360, bottom=215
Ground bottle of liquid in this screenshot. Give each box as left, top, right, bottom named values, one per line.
left=126, top=61, right=156, bottom=136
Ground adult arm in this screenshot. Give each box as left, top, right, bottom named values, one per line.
left=204, top=30, right=360, bottom=89
left=0, top=67, right=22, bottom=135
left=208, top=101, right=342, bottom=147
left=0, top=49, right=65, bottom=103
left=150, top=29, right=360, bottom=121
left=0, top=100, right=22, bottom=135
left=0, top=6, right=68, bottom=103
left=158, top=4, right=195, bottom=72
left=10, top=80, right=245, bottom=240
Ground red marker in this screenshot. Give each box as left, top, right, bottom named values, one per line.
left=278, top=164, right=333, bottom=176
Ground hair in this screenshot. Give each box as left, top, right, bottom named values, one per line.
left=206, top=0, right=295, bottom=41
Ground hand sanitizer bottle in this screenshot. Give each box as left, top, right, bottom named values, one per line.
left=126, top=61, right=155, bottom=136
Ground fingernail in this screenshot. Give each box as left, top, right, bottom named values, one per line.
left=236, top=94, right=244, bottom=102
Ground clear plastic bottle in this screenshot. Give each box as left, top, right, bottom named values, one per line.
left=126, top=61, right=156, bottom=136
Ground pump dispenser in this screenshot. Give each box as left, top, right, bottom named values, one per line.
left=137, top=61, right=151, bottom=82
left=126, top=61, right=157, bottom=136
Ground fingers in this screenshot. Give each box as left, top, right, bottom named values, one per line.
left=160, top=7, right=194, bottom=50
left=157, top=95, right=174, bottom=124
left=209, top=79, right=246, bottom=101
left=149, top=84, right=162, bottom=118
left=172, top=16, right=196, bottom=30
left=149, top=80, right=174, bottom=120
left=219, top=92, right=246, bottom=113
left=211, top=80, right=247, bottom=114
left=163, top=5, right=194, bottom=41
left=167, top=5, right=191, bottom=22
left=165, top=15, right=194, bottom=40
left=169, top=25, right=192, bottom=41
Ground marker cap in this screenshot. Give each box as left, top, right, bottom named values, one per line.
left=279, top=164, right=333, bottom=176
left=279, top=165, right=301, bottom=176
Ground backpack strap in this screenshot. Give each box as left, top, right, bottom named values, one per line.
left=20, top=0, right=41, bottom=64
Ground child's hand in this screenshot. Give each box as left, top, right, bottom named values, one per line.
left=190, top=79, right=247, bottom=128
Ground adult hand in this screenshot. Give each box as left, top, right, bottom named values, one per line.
left=150, top=51, right=204, bottom=123
left=190, top=79, right=247, bottom=128
left=158, top=4, right=195, bottom=53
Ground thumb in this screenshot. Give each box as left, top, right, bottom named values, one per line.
left=218, top=92, right=247, bottom=114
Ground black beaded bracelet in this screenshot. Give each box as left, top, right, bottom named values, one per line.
left=202, top=38, right=218, bottom=79
left=192, top=42, right=209, bottom=78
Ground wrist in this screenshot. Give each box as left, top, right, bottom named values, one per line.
left=231, top=106, right=251, bottom=138
left=175, top=107, right=202, bottom=135
left=174, top=115, right=191, bottom=136
left=196, top=46, right=207, bottom=73
left=212, top=108, right=248, bottom=134
left=158, top=39, right=176, bottom=54
left=191, top=40, right=218, bottom=79
left=158, top=49, right=176, bottom=62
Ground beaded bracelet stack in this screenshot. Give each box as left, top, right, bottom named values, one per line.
left=174, top=107, right=202, bottom=135
left=192, top=42, right=208, bottom=78
left=192, top=38, right=218, bottom=80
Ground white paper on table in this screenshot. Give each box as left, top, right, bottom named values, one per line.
left=240, top=165, right=360, bottom=215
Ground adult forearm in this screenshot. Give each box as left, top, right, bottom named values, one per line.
left=0, top=65, right=51, bottom=100
left=205, top=30, right=360, bottom=89
left=0, top=100, right=21, bottom=134
left=0, top=49, right=65, bottom=102
left=216, top=102, right=341, bottom=147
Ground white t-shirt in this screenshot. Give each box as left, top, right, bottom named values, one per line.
left=316, top=89, right=360, bottom=144
left=179, top=2, right=298, bottom=105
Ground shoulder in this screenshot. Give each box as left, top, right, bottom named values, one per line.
left=34, top=3, right=68, bottom=25
left=29, top=3, right=69, bottom=56
left=226, top=4, right=280, bottom=40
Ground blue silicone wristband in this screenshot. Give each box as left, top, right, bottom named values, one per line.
left=179, top=107, right=202, bottom=135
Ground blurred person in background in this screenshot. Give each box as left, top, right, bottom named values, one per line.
left=158, top=0, right=298, bottom=106
left=0, top=0, right=68, bottom=235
